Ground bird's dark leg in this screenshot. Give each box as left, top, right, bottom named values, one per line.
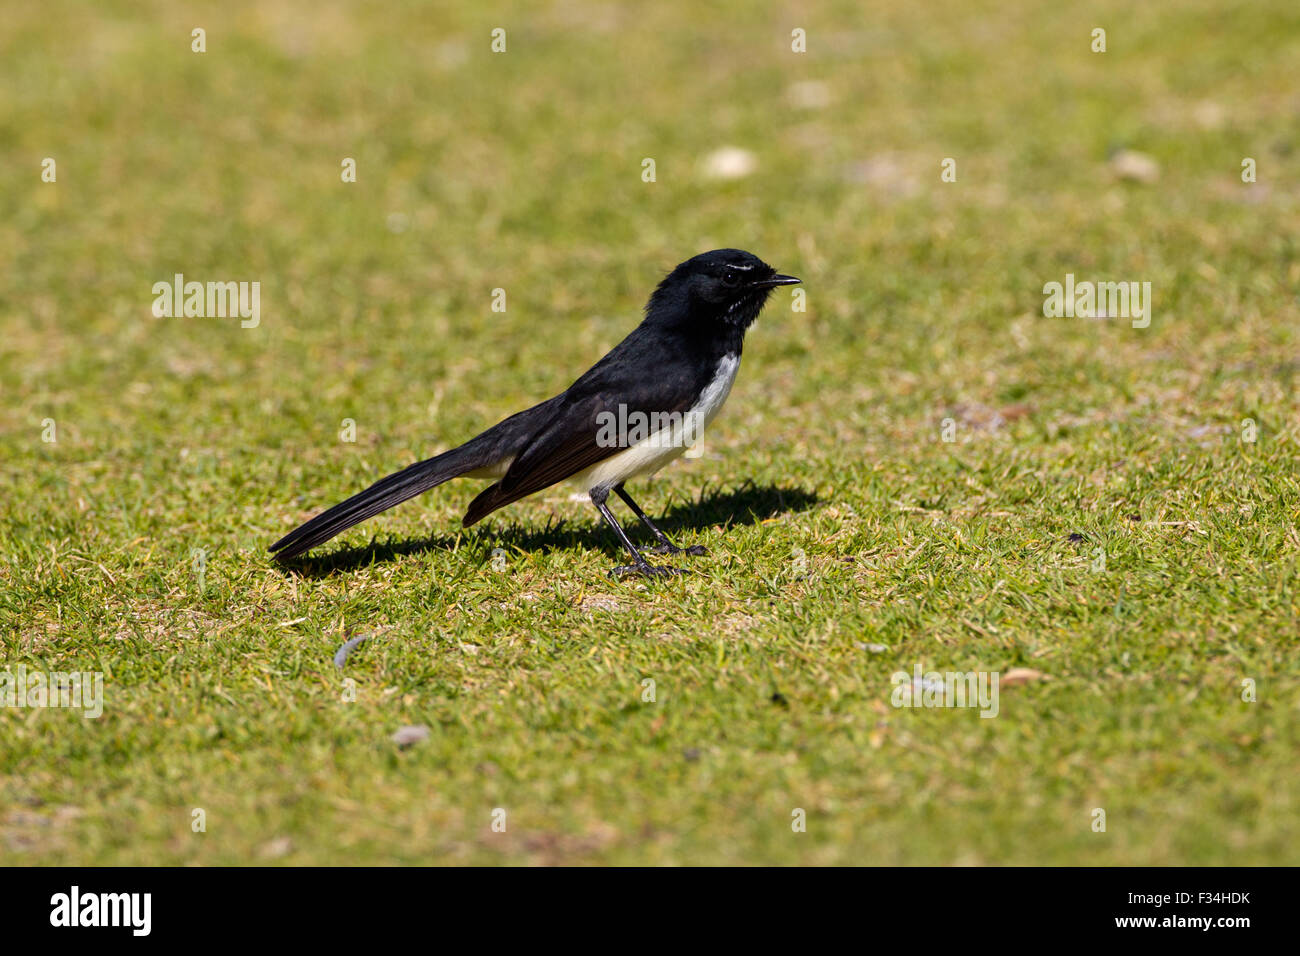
left=613, top=484, right=708, bottom=556
left=591, top=487, right=685, bottom=578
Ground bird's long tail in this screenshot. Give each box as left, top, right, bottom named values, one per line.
left=269, top=440, right=497, bottom=561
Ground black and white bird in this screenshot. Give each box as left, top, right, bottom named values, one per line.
left=270, top=249, right=799, bottom=576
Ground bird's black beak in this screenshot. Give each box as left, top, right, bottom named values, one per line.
left=749, top=274, right=801, bottom=289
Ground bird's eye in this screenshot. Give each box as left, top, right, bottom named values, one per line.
left=721, top=269, right=741, bottom=287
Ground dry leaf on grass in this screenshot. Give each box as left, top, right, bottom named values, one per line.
left=1001, top=668, right=1048, bottom=686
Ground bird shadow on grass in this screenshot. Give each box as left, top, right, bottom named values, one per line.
left=276, top=480, right=820, bottom=578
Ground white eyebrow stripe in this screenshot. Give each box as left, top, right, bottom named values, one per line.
left=726, top=263, right=756, bottom=270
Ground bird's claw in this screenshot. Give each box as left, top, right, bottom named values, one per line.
left=610, top=562, right=688, bottom=578
left=648, top=543, right=709, bottom=556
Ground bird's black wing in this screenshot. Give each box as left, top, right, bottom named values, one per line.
left=461, top=340, right=708, bottom=526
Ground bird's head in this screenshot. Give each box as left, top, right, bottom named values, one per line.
left=646, top=249, right=801, bottom=330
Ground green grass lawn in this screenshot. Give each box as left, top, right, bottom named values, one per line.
left=2, top=0, right=1297, bottom=864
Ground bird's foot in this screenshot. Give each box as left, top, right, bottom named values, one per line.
left=610, top=561, right=687, bottom=578
left=647, top=543, right=709, bottom=557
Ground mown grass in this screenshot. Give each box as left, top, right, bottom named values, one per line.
left=1, top=0, right=1297, bottom=864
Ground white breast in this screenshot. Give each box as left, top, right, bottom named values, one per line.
left=573, top=353, right=741, bottom=492
left=691, top=352, right=742, bottom=429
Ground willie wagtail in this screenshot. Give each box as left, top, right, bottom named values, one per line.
left=270, top=249, right=800, bottom=576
